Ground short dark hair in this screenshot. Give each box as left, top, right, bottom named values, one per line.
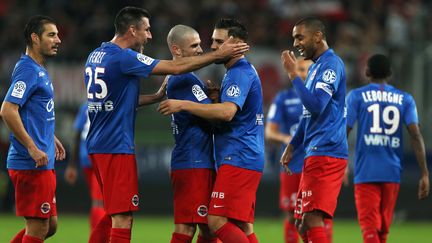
left=367, top=54, right=392, bottom=79
left=24, top=15, right=56, bottom=47
left=214, top=18, right=248, bottom=41
left=295, top=17, right=326, bottom=39
left=114, top=6, right=151, bottom=36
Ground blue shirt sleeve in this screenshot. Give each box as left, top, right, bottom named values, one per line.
left=120, top=49, right=160, bottom=78
left=73, top=104, right=88, bottom=132
left=292, top=77, right=331, bottom=115
left=267, top=92, right=284, bottom=124
left=168, top=74, right=211, bottom=104
left=220, top=69, right=251, bottom=110
left=293, top=58, right=344, bottom=116
left=290, top=117, right=305, bottom=149
left=346, top=90, right=359, bottom=128
left=5, top=66, right=39, bottom=107
left=403, top=94, right=419, bottom=126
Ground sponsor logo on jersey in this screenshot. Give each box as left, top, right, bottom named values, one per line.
left=11, top=81, right=26, bottom=98
left=284, top=98, right=301, bottom=105
left=322, top=69, right=337, bottom=84
left=131, top=194, right=139, bottom=206
left=39, top=71, right=45, bottom=77
left=137, top=53, right=155, bottom=65
left=192, top=85, right=208, bottom=101
left=41, top=202, right=51, bottom=214
left=197, top=205, right=208, bottom=217
left=226, top=85, right=240, bottom=97
left=46, top=99, right=55, bottom=112
left=211, top=191, right=225, bottom=199
left=256, top=113, right=264, bottom=125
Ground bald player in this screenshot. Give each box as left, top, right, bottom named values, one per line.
left=165, top=25, right=218, bottom=243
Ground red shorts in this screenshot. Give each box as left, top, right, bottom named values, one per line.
left=83, top=167, right=103, bottom=201
left=355, top=183, right=400, bottom=237
left=8, top=169, right=57, bottom=218
left=208, top=164, right=262, bottom=223
left=279, top=172, right=301, bottom=211
left=171, top=168, right=216, bottom=224
left=294, top=156, right=347, bottom=219
left=89, top=154, right=139, bottom=215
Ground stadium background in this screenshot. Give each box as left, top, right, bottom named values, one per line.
left=0, top=0, right=431, bottom=241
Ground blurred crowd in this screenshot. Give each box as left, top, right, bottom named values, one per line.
left=0, top=0, right=431, bottom=95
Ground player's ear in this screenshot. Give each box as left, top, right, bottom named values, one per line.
left=314, top=31, right=323, bottom=43
left=31, top=33, right=39, bottom=46
left=129, top=25, right=136, bottom=37
left=365, top=67, right=371, bottom=78
left=171, top=44, right=182, bottom=57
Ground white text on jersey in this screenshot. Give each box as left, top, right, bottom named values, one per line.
left=361, top=90, right=404, bottom=105
left=88, top=51, right=106, bottom=64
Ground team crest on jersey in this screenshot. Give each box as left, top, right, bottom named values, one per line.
left=226, top=85, right=240, bottom=97
left=137, top=53, right=155, bottom=65
left=40, top=202, right=51, bottom=214
left=197, top=205, right=208, bottom=217
left=11, top=81, right=26, bottom=98
left=322, top=69, right=337, bottom=84
left=131, top=194, right=139, bottom=207
left=192, top=85, right=208, bottom=101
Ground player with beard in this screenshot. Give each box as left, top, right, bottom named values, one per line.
left=280, top=17, right=348, bottom=243
left=85, top=7, right=248, bottom=243
left=1, top=15, right=65, bottom=243
left=159, top=18, right=264, bottom=243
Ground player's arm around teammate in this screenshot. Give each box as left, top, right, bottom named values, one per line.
left=159, top=19, right=264, bottom=243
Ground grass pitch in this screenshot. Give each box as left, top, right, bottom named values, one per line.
left=0, top=214, right=430, bottom=242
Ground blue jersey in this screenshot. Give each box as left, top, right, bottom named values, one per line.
left=74, top=104, right=91, bottom=168
left=167, top=73, right=215, bottom=170
left=291, top=49, right=348, bottom=159
left=267, top=88, right=304, bottom=173
left=85, top=42, right=160, bottom=154
left=346, top=83, right=418, bottom=183
left=214, top=58, right=265, bottom=172
left=5, top=55, right=56, bottom=170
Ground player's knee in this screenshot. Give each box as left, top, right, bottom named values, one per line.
left=174, top=223, right=196, bottom=236
left=235, top=222, right=253, bottom=235
left=207, top=215, right=227, bottom=233
left=286, top=211, right=295, bottom=223
left=295, top=219, right=306, bottom=235
left=111, top=212, right=133, bottom=228
left=197, top=224, right=215, bottom=239
left=25, top=217, right=50, bottom=239
left=302, top=211, right=325, bottom=229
